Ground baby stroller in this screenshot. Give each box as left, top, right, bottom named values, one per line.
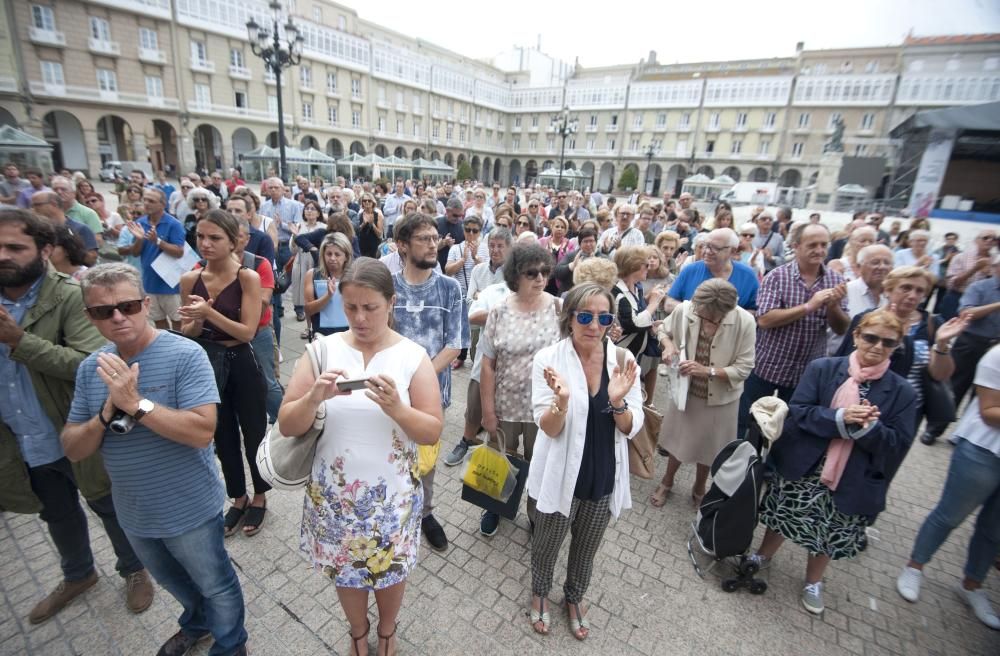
left=687, top=396, right=787, bottom=594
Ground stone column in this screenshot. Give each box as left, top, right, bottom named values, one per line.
left=82, top=128, right=103, bottom=179
left=132, top=132, right=149, bottom=162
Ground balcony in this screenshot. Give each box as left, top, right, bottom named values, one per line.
left=653, top=123, right=667, bottom=133
left=396, top=103, right=407, bottom=113
left=528, top=125, right=539, bottom=132
left=793, top=126, right=811, bottom=134
left=186, top=100, right=290, bottom=123
left=760, top=124, right=778, bottom=133
left=431, top=110, right=443, bottom=119
left=605, top=124, right=619, bottom=133
left=413, top=106, right=423, bottom=116
left=629, top=124, right=644, bottom=133
left=98, top=89, right=119, bottom=102
left=676, top=124, right=692, bottom=132
left=228, top=65, right=251, bottom=80
left=29, top=26, right=66, bottom=47
left=29, top=80, right=178, bottom=109
left=459, top=115, right=469, bottom=124
left=138, top=47, right=166, bottom=65
left=88, top=39, right=120, bottom=57
left=704, top=124, right=721, bottom=133
left=326, top=88, right=340, bottom=98
left=585, top=124, right=598, bottom=133
left=733, top=124, right=749, bottom=133
left=376, top=98, right=390, bottom=109
left=190, top=59, right=215, bottom=74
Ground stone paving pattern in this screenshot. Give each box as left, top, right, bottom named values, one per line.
left=1, top=311, right=998, bottom=656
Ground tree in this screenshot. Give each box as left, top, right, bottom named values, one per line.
left=617, top=167, right=638, bottom=191
left=456, top=160, right=474, bottom=181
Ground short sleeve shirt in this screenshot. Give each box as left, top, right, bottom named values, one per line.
left=953, top=344, right=1000, bottom=456
left=68, top=331, right=223, bottom=538
left=668, top=260, right=759, bottom=310
left=446, top=243, right=479, bottom=297
left=137, top=213, right=185, bottom=294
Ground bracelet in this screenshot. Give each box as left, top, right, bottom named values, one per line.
left=550, top=401, right=565, bottom=415
left=603, top=400, right=628, bottom=415
left=98, top=407, right=113, bottom=428
left=933, top=346, right=951, bottom=355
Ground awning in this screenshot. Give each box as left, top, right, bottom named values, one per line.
left=0, top=125, right=52, bottom=149
left=891, top=100, right=1000, bottom=136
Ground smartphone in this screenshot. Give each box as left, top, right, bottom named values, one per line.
left=336, top=377, right=370, bottom=392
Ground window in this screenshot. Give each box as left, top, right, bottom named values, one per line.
left=764, top=112, right=776, bottom=128
left=514, top=116, right=522, bottom=128
left=377, top=84, right=386, bottom=103
left=629, top=138, right=640, bottom=151
left=326, top=72, right=337, bottom=94
left=302, top=102, right=312, bottom=121
left=89, top=17, right=111, bottom=42
left=705, top=140, right=715, bottom=154
left=512, top=137, right=520, bottom=150
left=396, top=118, right=403, bottom=134
left=828, top=112, right=842, bottom=129
left=529, top=139, right=537, bottom=151
left=413, top=122, right=421, bottom=137
left=632, top=114, right=643, bottom=128
left=548, top=137, right=556, bottom=151
left=396, top=90, right=404, bottom=108
left=139, top=28, right=158, bottom=50
left=31, top=5, right=55, bottom=31
left=351, top=110, right=361, bottom=128
left=759, top=140, right=771, bottom=154
left=328, top=106, right=338, bottom=126
left=676, top=138, right=688, bottom=156
left=351, top=78, right=361, bottom=98
left=589, top=114, right=598, bottom=127
left=377, top=115, right=386, bottom=132
left=96, top=68, right=118, bottom=93
left=679, top=112, right=691, bottom=128
left=656, top=113, right=666, bottom=127
left=865, top=60, right=879, bottom=74
left=709, top=112, right=720, bottom=129
left=412, top=94, right=421, bottom=112
left=568, top=137, right=576, bottom=150
left=860, top=113, right=875, bottom=130
left=797, top=112, right=810, bottom=128
left=190, top=41, right=208, bottom=65
left=530, top=116, right=539, bottom=127
left=610, top=114, right=618, bottom=126
left=813, top=63, right=828, bottom=75
left=731, top=139, right=742, bottom=154
left=338, top=15, right=346, bottom=30
left=608, top=138, right=616, bottom=151
left=587, top=138, right=595, bottom=151
left=854, top=144, right=869, bottom=156
left=736, top=112, right=748, bottom=128
left=312, top=6, right=322, bottom=22
left=194, top=83, right=211, bottom=106
left=446, top=125, right=453, bottom=141
left=144, top=75, right=163, bottom=98
left=791, top=142, right=804, bottom=157
left=234, top=91, right=247, bottom=108
left=230, top=48, right=244, bottom=68
left=267, top=95, right=278, bottom=116
left=300, top=66, right=312, bottom=88
left=432, top=123, right=440, bottom=139
left=40, top=61, right=63, bottom=87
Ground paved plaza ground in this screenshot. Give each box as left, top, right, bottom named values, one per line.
left=2, top=306, right=999, bottom=656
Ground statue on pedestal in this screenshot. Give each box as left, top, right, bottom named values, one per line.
left=824, top=117, right=845, bottom=153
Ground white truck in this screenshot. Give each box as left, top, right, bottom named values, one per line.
left=720, top=182, right=778, bottom=206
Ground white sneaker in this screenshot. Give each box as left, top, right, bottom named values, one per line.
left=801, top=581, right=824, bottom=614
left=955, top=585, right=1000, bottom=630
left=896, top=567, right=922, bottom=603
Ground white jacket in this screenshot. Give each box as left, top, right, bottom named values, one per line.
left=529, top=338, right=644, bottom=518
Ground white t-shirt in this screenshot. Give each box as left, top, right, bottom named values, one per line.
left=953, top=343, right=1000, bottom=457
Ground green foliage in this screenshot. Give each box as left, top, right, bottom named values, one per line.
left=456, top=160, right=474, bottom=181
left=618, top=167, right=638, bottom=191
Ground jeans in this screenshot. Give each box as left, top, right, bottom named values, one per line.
left=737, top=371, right=796, bottom=441
left=910, top=438, right=1000, bottom=583
left=251, top=325, right=283, bottom=423
left=126, top=513, right=247, bottom=655
left=29, top=457, right=143, bottom=582
left=272, top=240, right=293, bottom=344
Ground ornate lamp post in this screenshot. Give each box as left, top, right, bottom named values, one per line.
left=643, top=142, right=660, bottom=194
left=246, top=1, right=303, bottom=182
left=550, top=106, right=578, bottom=190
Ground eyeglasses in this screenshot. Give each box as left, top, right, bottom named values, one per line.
left=409, top=234, right=440, bottom=245
left=619, top=213, right=634, bottom=218
left=85, top=300, right=143, bottom=320
left=574, top=311, right=615, bottom=326
left=464, top=227, right=481, bottom=234
left=521, top=267, right=551, bottom=279
left=517, top=221, right=531, bottom=227
left=858, top=333, right=899, bottom=349
left=193, top=197, right=209, bottom=203
left=703, top=243, right=731, bottom=253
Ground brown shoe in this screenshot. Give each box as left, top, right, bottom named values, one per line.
left=125, top=569, right=154, bottom=613
left=28, top=571, right=98, bottom=624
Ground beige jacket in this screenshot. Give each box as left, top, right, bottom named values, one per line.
left=658, top=301, right=756, bottom=406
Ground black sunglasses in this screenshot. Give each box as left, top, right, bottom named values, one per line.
left=522, top=267, right=551, bottom=279
left=859, top=333, right=899, bottom=349
left=464, top=227, right=481, bottom=234
left=574, top=311, right=615, bottom=326
left=85, top=300, right=143, bottom=320
left=517, top=221, right=531, bottom=227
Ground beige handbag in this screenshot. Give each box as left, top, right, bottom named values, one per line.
left=615, top=348, right=660, bottom=479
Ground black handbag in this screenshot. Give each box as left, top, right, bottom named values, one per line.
left=920, top=314, right=956, bottom=424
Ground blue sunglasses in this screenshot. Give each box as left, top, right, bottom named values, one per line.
left=574, top=311, right=615, bottom=326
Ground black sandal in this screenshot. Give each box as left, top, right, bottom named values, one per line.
left=376, top=621, right=397, bottom=656
left=242, top=502, right=267, bottom=537
left=223, top=498, right=248, bottom=537
left=349, top=618, right=370, bottom=656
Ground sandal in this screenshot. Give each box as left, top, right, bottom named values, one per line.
left=223, top=497, right=248, bottom=537
left=376, top=621, right=397, bottom=656
left=649, top=483, right=672, bottom=508
left=565, top=601, right=589, bottom=641
left=529, top=596, right=550, bottom=635
left=242, top=501, right=267, bottom=537
left=349, top=618, right=370, bottom=656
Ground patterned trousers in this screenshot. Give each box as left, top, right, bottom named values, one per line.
left=530, top=495, right=611, bottom=604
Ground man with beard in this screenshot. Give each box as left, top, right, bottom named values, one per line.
left=391, top=213, right=467, bottom=552
left=0, top=210, right=153, bottom=624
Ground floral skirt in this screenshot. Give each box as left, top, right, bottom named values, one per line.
left=759, top=464, right=868, bottom=560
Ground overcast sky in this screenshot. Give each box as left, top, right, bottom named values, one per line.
left=339, top=0, right=1000, bottom=68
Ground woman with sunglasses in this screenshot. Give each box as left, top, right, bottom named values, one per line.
left=184, top=188, right=219, bottom=253
left=179, top=210, right=268, bottom=538
left=650, top=279, right=755, bottom=507
left=357, top=192, right=384, bottom=258
left=479, top=244, right=561, bottom=537
left=527, top=282, right=642, bottom=639
left=748, top=310, right=919, bottom=615
left=514, top=214, right=536, bottom=239
left=303, top=232, right=354, bottom=338
left=835, top=266, right=969, bottom=445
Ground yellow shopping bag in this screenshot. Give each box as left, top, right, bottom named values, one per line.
left=460, top=431, right=518, bottom=502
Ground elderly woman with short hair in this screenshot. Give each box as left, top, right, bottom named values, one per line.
left=528, top=282, right=643, bottom=640
left=184, top=187, right=219, bottom=252
left=893, top=229, right=939, bottom=272
left=612, top=246, right=666, bottom=369
left=829, top=225, right=877, bottom=281
left=650, top=279, right=756, bottom=506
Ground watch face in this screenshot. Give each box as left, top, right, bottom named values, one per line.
left=138, top=399, right=154, bottom=413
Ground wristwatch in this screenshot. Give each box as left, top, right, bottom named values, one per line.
left=709, top=367, right=717, bottom=379
left=133, top=398, right=155, bottom=422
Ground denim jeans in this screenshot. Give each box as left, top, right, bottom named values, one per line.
left=272, top=240, right=293, bottom=344
left=126, top=513, right=247, bottom=655
left=910, top=438, right=1000, bottom=583
left=29, top=457, right=143, bottom=581
left=251, top=325, right=283, bottom=423
left=736, top=371, right=796, bottom=442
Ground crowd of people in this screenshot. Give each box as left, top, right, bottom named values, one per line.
left=1, top=161, right=998, bottom=655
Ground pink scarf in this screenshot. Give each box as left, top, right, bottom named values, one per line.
left=819, top=351, right=891, bottom=491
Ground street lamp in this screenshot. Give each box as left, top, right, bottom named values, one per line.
left=246, top=1, right=303, bottom=182
left=550, top=106, right=578, bottom=190
left=643, top=142, right=660, bottom=194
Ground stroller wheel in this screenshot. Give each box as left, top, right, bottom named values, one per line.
left=743, top=561, right=760, bottom=576
left=749, top=580, right=768, bottom=595
left=721, top=579, right=740, bottom=593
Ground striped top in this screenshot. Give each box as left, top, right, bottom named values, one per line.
left=68, top=331, right=223, bottom=538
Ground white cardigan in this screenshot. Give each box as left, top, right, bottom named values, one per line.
left=529, top=338, right=645, bottom=519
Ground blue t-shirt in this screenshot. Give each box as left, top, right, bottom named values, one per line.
left=391, top=271, right=468, bottom=407
left=137, top=213, right=186, bottom=294
left=68, top=331, right=223, bottom=538
left=668, top=260, right=759, bottom=310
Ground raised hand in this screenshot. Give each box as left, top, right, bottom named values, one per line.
left=543, top=366, right=570, bottom=405
left=607, top=357, right=638, bottom=405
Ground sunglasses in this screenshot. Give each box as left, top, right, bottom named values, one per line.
left=194, top=197, right=209, bottom=203
left=517, top=221, right=531, bottom=227
left=464, top=227, right=480, bottom=234
left=858, top=333, right=899, bottom=349
left=85, top=300, right=143, bottom=320
left=522, top=267, right=551, bottom=279
left=574, top=311, right=615, bottom=326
